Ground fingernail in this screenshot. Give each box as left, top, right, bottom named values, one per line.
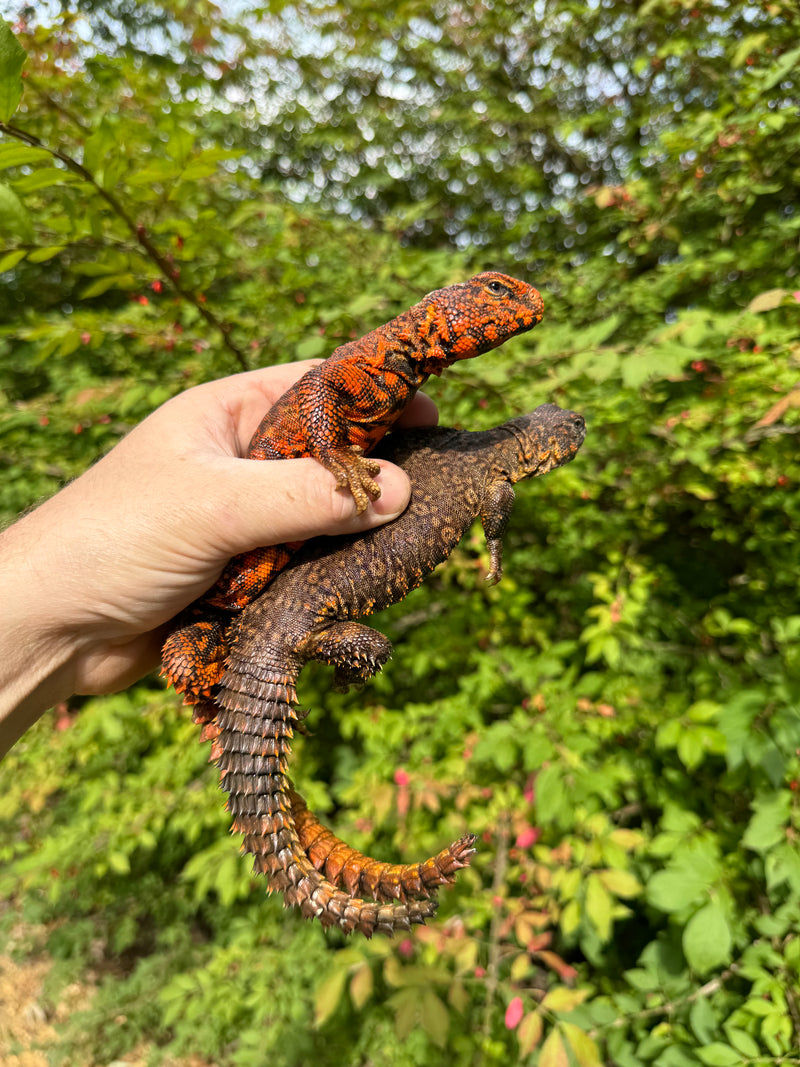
left=367, top=462, right=411, bottom=520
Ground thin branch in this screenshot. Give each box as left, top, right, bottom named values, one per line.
left=476, top=814, right=510, bottom=1061
left=588, top=960, right=742, bottom=1038
left=0, top=120, right=249, bottom=372
left=25, top=75, right=93, bottom=132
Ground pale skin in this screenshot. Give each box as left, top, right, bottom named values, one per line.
left=0, top=361, right=437, bottom=757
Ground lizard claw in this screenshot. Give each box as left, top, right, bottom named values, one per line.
left=321, top=445, right=382, bottom=514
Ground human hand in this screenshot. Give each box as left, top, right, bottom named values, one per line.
left=0, top=361, right=437, bottom=752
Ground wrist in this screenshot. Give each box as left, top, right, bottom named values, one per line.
left=0, top=508, right=89, bottom=755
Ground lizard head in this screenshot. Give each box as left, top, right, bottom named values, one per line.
left=419, top=271, right=545, bottom=368
left=504, top=404, right=587, bottom=479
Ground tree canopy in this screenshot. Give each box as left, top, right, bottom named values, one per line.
left=1, top=3, right=799, bottom=1065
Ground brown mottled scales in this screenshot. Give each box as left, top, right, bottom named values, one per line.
left=204, top=406, right=586, bottom=935
left=163, top=272, right=544, bottom=701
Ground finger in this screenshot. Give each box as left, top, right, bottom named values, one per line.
left=395, top=391, right=439, bottom=429
left=197, top=456, right=412, bottom=558
left=215, top=361, right=324, bottom=446
left=163, top=361, right=324, bottom=452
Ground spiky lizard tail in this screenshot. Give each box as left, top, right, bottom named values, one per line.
left=290, top=787, right=476, bottom=903
left=203, top=672, right=441, bottom=936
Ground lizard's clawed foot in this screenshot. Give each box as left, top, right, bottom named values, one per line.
left=321, top=445, right=382, bottom=513
left=302, top=621, right=393, bottom=690
left=162, top=616, right=228, bottom=701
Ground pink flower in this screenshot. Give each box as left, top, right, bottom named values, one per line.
left=505, top=996, right=524, bottom=1030
left=394, top=768, right=410, bottom=787
left=398, top=938, right=414, bottom=958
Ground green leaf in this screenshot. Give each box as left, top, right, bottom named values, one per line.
left=533, top=763, right=566, bottom=824
left=696, top=1043, right=744, bottom=1066
left=0, top=143, right=50, bottom=170
left=683, top=901, right=732, bottom=975
left=107, top=851, right=130, bottom=874
left=540, top=987, right=588, bottom=1014
left=26, top=245, right=66, bottom=263
left=82, top=124, right=121, bottom=180
left=725, top=1028, right=760, bottom=1058
left=742, top=792, right=791, bottom=854
left=420, top=992, right=449, bottom=1048
left=0, top=19, right=26, bottom=122
left=518, top=1012, right=543, bottom=1056
left=539, top=1027, right=569, bottom=1067
left=80, top=273, right=136, bottom=299
left=314, top=967, right=348, bottom=1027
left=758, top=44, right=800, bottom=92
left=561, top=1022, right=603, bottom=1067
left=765, top=841, right=800, bottom=893
left=0, top=247, right=25, bottom=271
left=11, top=167, right=80, bottom=193
left=597, top=868, right=641, bottom=898
left=349, top=963, right=373, bottom=1010
left=647, top=868, right=708, bottom=913
left=0, top=182, right=32, bottom=240
left=689, top=996, right=718, bottom=1044
left=391, top=988, right=418, bottom=1040
left=584, top=874, right=613, bottom=941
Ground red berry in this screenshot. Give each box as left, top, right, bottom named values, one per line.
left=515, top=826, right=540, bottom=850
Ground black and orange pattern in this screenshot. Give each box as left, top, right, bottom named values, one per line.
left=162, top=273, right=543, bottom=701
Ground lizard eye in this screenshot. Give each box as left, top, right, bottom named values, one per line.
left=485, top=279, right=505, bottom=295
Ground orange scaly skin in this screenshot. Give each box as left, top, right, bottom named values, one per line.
left=162, top=272, right=543, bottom=702
left=291, top=789, right=477, bottom=903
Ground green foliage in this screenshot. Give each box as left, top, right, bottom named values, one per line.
left=2, top=3, right=800, bottom=1065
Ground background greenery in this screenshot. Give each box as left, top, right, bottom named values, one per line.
left=1, top=2, right=799, bottom=1064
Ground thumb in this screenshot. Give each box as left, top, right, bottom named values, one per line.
left=202, top=456, right=412, bottom=558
